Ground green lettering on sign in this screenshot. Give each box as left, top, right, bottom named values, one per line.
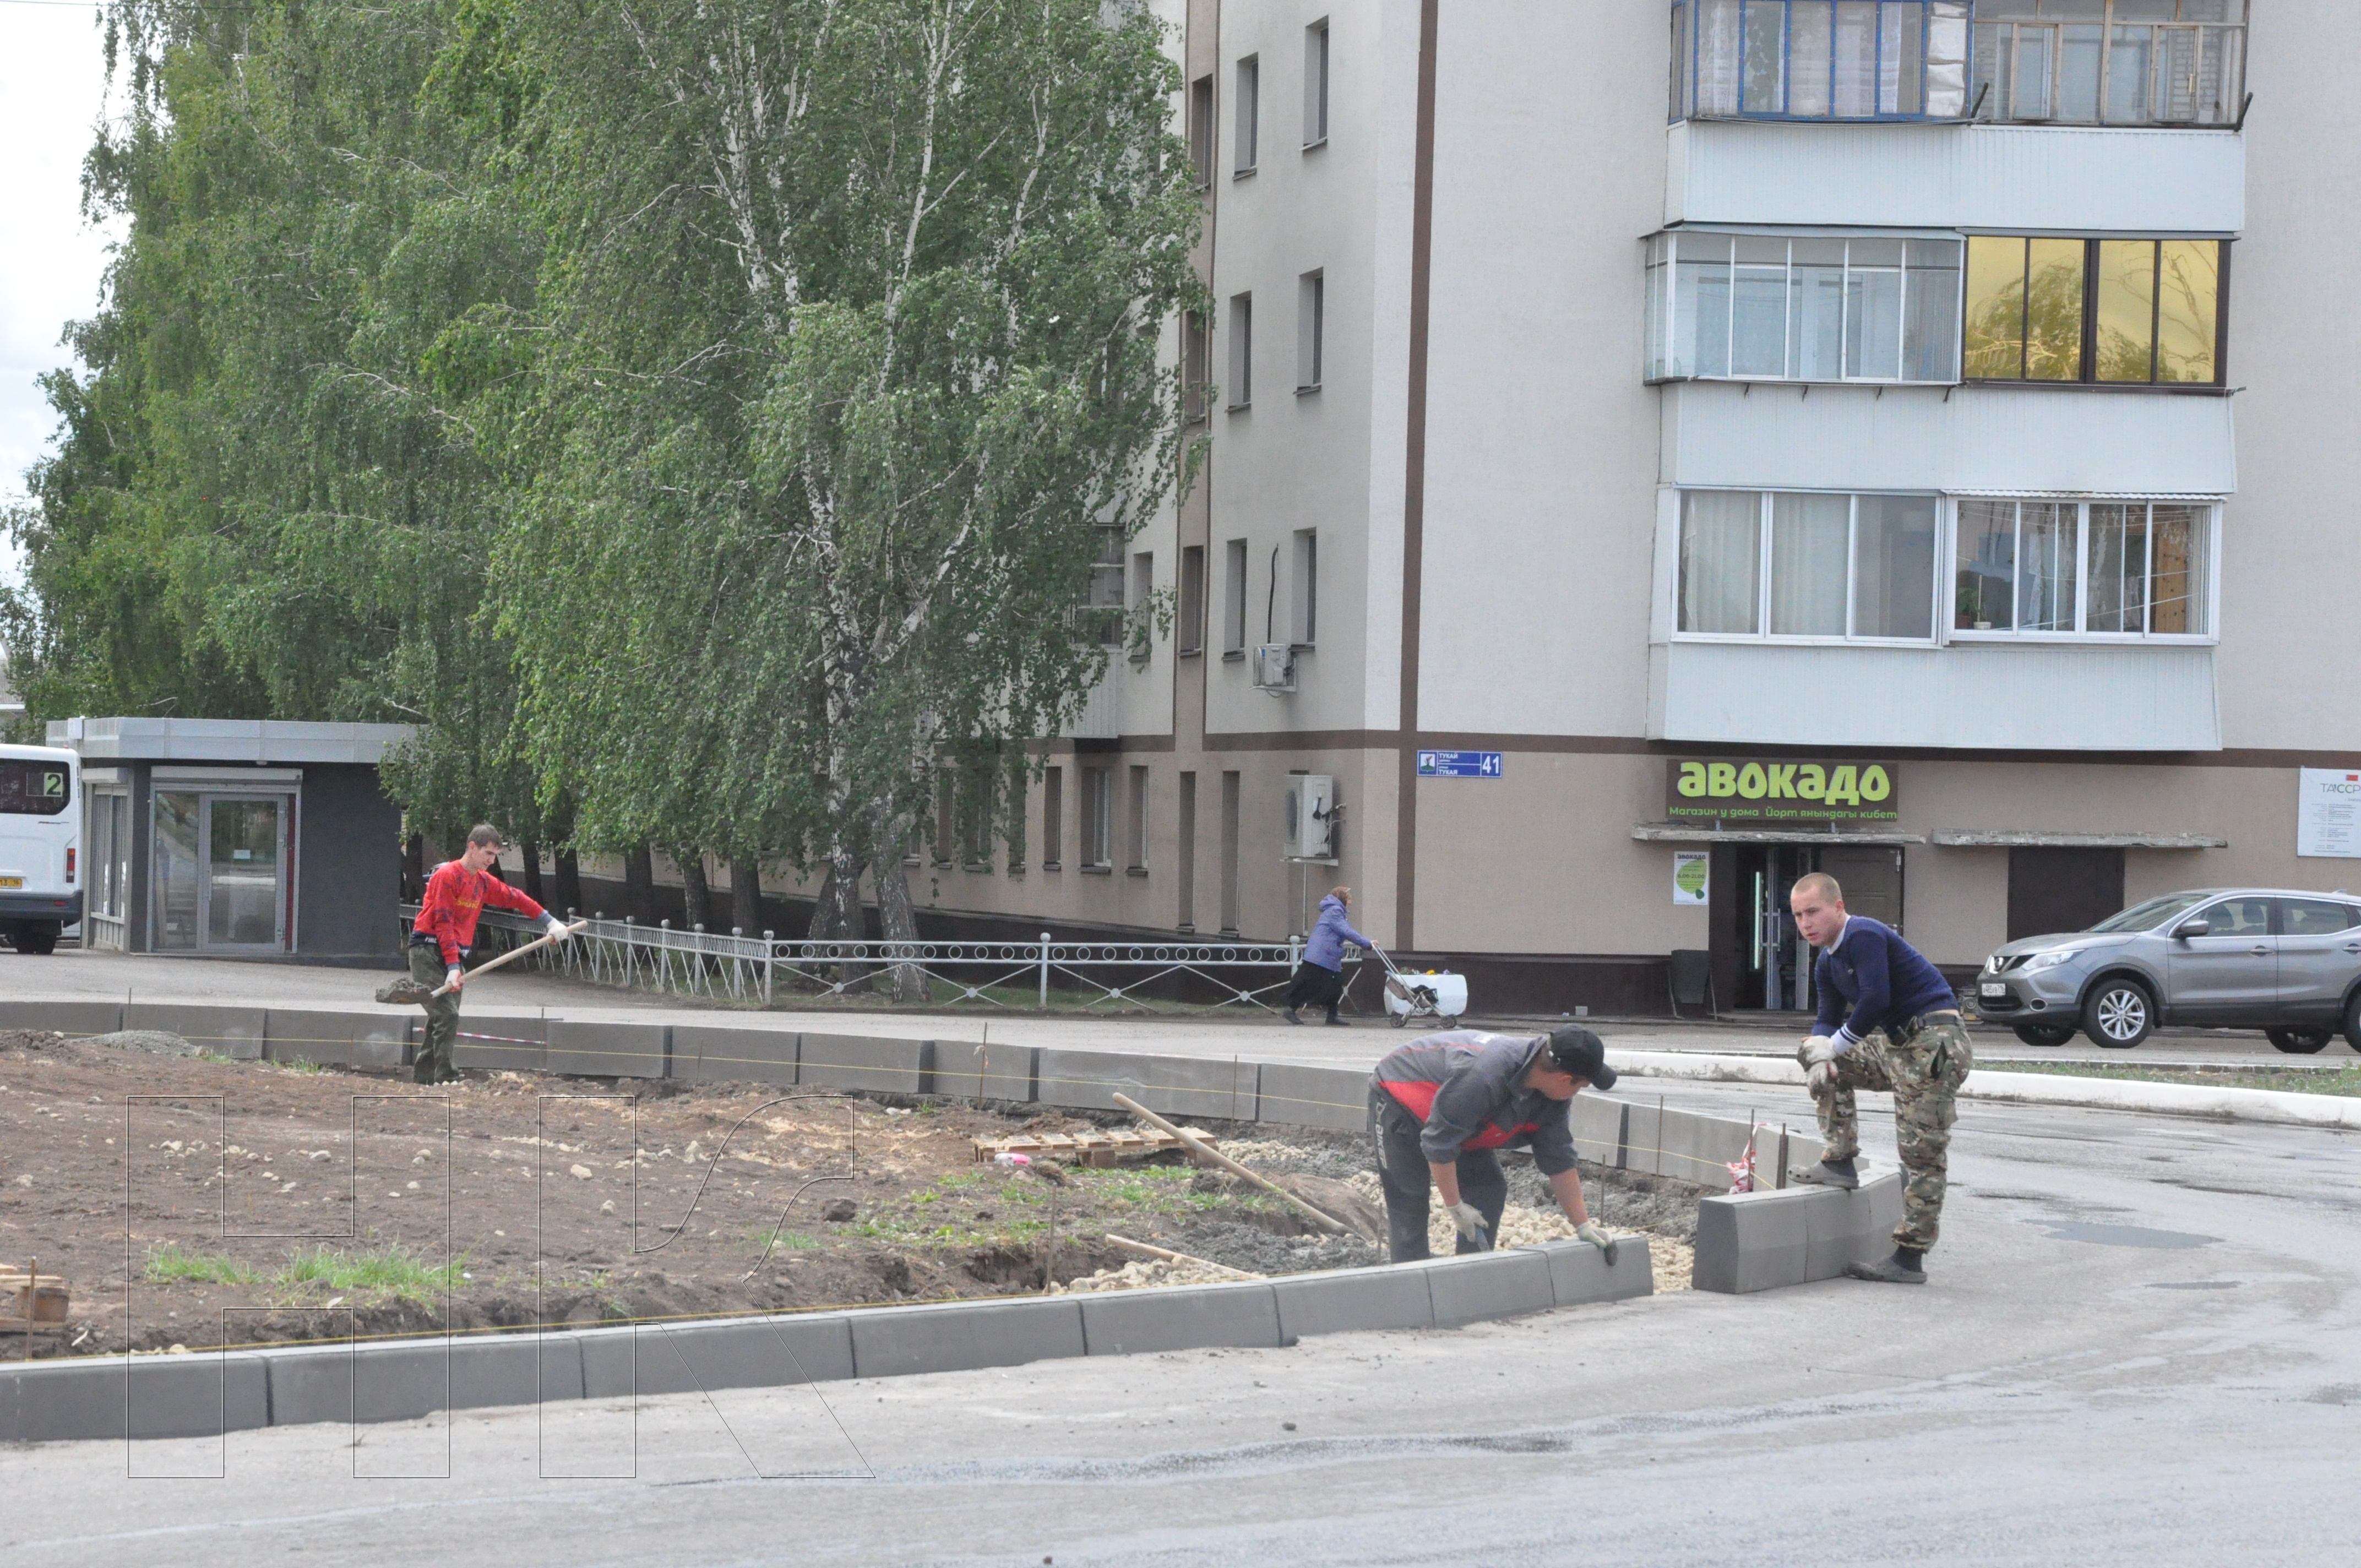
left=1677, top=761, right=1707, bottom=798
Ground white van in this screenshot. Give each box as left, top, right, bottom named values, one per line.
left=0, top=744, right=81, bottom=953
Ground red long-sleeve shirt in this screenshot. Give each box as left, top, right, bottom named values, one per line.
left=411, top=861, right=549, bottom=967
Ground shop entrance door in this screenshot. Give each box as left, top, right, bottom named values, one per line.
left=153, top=791, right=292, bottom=952
left=1718, top=843, right=1907, bottom=1012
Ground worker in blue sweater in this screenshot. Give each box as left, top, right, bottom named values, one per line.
left=1789, top=871, right=1973, bottom=1285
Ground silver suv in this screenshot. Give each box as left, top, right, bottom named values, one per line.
left=1977, top=888, right=2361, bottom=1052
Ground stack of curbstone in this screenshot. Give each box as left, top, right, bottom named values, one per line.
left=1690, top=1167, right=1905, bottom=1293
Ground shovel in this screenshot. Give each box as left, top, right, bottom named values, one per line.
left=375, top=921, right=586, bottom=1006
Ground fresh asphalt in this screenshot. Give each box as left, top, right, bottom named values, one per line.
left=6, top=951, right=2359, bottom=1562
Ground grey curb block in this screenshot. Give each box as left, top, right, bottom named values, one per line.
left=1690, top=1168, right=1906, bottom=1293
left=0, top=1240, right=1652, bottom=1444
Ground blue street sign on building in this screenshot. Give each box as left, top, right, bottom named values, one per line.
left=1417, top=749, right=1503, bottom=778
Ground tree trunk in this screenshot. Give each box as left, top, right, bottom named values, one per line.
left=520, top=839, right=546, bottom=906
left=623, top=845, right=658, bottom=924
left=678, top=850, right=710, bottom=931
left=807, top=850, right=866, bottom=941
left=402, top=833, right=426, bottom=902
left=871, top=805, right=929, bottom=1004
left=730, top=855, right=764, bottom=935
left=554, top=847, right=584, bottom=919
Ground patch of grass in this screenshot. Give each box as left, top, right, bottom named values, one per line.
left=277, top=1244, right=466, bottom=1300
left=145, top=1244, right=259, bottom=1286
left=1984, top=1061, right=2361, bottom=1097
left=272, top=1057, right=328, bottom=1075
left=745, top=1226, right=819, bottom=1254
left=934, top=1172, right=984, bottom=1191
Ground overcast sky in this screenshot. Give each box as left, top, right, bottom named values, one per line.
left=0, top=2, right=123, bottom=583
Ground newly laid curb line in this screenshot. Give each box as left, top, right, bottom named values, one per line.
left=0, top=1240, right=1651, bottom=1444
left=1607, top=1049, right=2361, bottom=1130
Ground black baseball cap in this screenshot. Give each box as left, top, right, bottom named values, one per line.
left=1545, top=1025, right=1616, bottom=1090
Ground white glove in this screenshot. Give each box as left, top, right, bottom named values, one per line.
left=445, top=965, right=465, bottom=992
left=545, top=918, right=574, bottom=944
left=1575, top=1221, right=1620, bottom=1264
left=1800, top=1036, right=1838, bottom=1096
left=1445, top=1201, right=1493, bottom=1251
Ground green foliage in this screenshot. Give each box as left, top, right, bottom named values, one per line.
left=144, top=1243, right=258, bottom=1286
left=279, top=1243, right=468, bottom=1299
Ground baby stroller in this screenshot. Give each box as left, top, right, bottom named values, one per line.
left=1372, top=946, right=1470, bottom=1028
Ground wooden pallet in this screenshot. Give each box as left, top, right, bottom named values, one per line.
left=973, top=1128, right=1219, bottom=1168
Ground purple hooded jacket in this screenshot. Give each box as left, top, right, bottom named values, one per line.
left=1303, top=894, right=1373, bottom=971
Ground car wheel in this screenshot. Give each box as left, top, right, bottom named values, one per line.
left=2083, top=978, right=2154, bottom=1049
left=2266, top=1026, right=2333, bottom=1054
left=2012, top=1022, right=2078, bottom=1048
left=12, top=923, right=57, bottom=956
left=2347, top=991, right=2361, bottom=1055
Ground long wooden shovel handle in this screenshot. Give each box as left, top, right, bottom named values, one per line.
left=1111, top=1092, right=1349, bottom=1234
left=432, top=920, right=587, bottom=997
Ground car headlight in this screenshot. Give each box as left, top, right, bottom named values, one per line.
left=1983, top=954, right=2003, bottom=975
left=2025, top=948, right=2082, bottom=971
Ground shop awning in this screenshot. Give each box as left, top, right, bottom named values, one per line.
left=1631, top=822, right=1926, bottom=846
left=1929, top=829, right=2227, bottom=850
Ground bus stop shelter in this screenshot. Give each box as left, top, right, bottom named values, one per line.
left=48, top=718, right=412, bottom=963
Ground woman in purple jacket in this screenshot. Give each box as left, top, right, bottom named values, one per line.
left=1286, top=886, right=1373, bottom=1025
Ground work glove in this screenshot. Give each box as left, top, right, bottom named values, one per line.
left=1445, top=1201, right=1493, bottom=1251
left=544, top=917, right=574, bottom=944
left=445, top=965, right=465, bottom=992
left=1575, top=1222, right=1621, bottom=1265
left=1799, top=1036, right=1838, bottom=1096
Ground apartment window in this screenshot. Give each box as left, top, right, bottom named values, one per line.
left=1962, top=235, right=2226, bottom=385
left=1081, top=767, right=1113, bottom=868
left=1042, top=766, right=1064, bottom=870
left=1085, top=524, right=1125, bottom=644
left=1646, top=231, right=1961, bottom=383
left=933, top=774, right=956, bottom=865
left=1227, top=293, right=1252, bottom=409
left=1183, top=310, right=1210, bottom=422
left=1176, top=772, right=1198, bottom=929
left=1234, top=56, right=1259, bottom=173
left=1004, top=768, right=1026, bottom=872
left=1297, top=271, right=1324, bottom=391
left=1677, top=489, right=1938, bottom=642
left=1178, top=545, right=1206, bottom=656
left=962, top=767, right=993, bottom=868
left=1303, top=20, right=1330, bottom=146
left=1971, top=1, right=2246, bottom=127
left=1223, top=538, right=1249, bottom=654
left=1954, top=497, right=2213, bottom=638
left=1219, top=771, right=1242, bottom=934
left=1129, top=551, right=1154, bottom=665
left=1189, top=74, right=1216, bottom=187
left=1126, top=765, right=1150, bottom=873
left=1669, top=0, right=1972, bottom=122
left=1291, top=529, right=1319, bottom=646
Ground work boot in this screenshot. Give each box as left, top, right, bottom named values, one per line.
left=1844, top=1246, right=1927, bottom=1284
left=1324, top=1010, right=1345, bottom=1026
left=1285, top=1008, right=1303, bottom=1026
left=1789, top=1156, right=1860, bottom=1190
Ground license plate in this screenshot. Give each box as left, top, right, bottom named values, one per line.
left=0, top=877, right=21, bottom=889
left=1979, top=982, right=2007, bottom=998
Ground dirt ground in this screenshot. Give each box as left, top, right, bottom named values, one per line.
left=0, top=1031, right=1702, bottom=1357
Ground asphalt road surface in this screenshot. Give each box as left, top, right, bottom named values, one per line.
left=6, top=1070, right=2358, bottom=1564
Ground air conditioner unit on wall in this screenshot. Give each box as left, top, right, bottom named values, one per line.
left=1284, top=774, right=1336, bottom=861
left=1252, top=643, right=1296, bottom=695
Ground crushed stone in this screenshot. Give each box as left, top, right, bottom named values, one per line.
left=85, top=1030, right=200, bottom=1058
left=1052, top=1257, right=1253, bottom=1293
left=1176, top=1219, right=1383, bottom=1275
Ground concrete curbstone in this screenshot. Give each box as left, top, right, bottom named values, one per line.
left=849, top=1296, right=1086, bottom=1379
left=1802, top=1168, right=1906, bottom=1277
left=669, top=1025, right=798, bottom=1087
left=125, top=1003, right=266, bottom=1060
left=1271, top=1264, right=1435, bottom=1340
left=270, top=1331, right=584, bottom=1428
left=798, top=1032, right=927, bottom=1096
left=1618, top=1096, right=1663, bottom=1174
left=578, top=1315, right=855, bottom=1398
left=264, top=1008, right=410, bottom=1070
left=1253, top=1064, right=1369, bottom=1130
left=1658, top=1106, right=1752, bottom=1191
left=1522, top=1238, right=1656, bottom=1309
left=1570, top=1093, right=1626, bottom=1166
left=926, top=1039, right=1038, bottom=1103
left=1691, top=1177, right=1910, bottom=1294
left=1419, top=1248, right=1559, bottom=1327
left=0, top=1351, right=269, bottom=1443
left=0, top=999, right=124, bottom=1037
left=451, top=1013, right=546, bottom=1074
left=1036, top=1049, right=1258, bottom=1119
left=546, top=1020, right=667, bottom=1080
left=1079, top=1280, right=1284, bottom=1357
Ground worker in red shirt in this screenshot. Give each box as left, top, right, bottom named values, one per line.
left=407, top=824, right=568, bottom=1084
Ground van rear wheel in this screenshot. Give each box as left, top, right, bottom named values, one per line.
left=11, top=923, right=59, bottom=956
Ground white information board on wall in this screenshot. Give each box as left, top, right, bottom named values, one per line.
left=2297, top=768, right=2361, bottom=858
left=1672, top=851, right=1710, bottom=906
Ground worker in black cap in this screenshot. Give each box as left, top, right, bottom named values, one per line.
left=1368, top=1025, right=1620, bottom=1264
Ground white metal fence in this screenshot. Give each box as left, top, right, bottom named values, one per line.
left=399, top=906, right=1356, bottom=1014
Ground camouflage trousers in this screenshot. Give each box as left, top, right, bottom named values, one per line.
left=1804, top=1017, right=1973, bottom=1253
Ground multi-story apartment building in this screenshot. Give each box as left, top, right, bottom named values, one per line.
left=913, top=0, right=2361, bottom=1017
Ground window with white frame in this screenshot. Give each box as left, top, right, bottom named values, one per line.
left=1953, top=497, right=2214, bottom=638
left=1234, top=56, right=1260, bottom=173
left=1970, top=1, right=2246, bottom=128
left=1676, top=489, right=1939, bottom=641
left=1646, top=232, right=1961, bottom=383
left=1303, top=19, right=1330, bottom=145
left=1670, top=0, right=1972, bottom=122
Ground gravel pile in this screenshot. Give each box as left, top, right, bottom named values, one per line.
left=1175, top=1219, right=1383, bottom=1275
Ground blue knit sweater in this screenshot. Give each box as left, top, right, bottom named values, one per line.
left=1811, top=917, right=1956, bottom=1052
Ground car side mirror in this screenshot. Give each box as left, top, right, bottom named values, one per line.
left=2172, top=920, right=2211, bottom=939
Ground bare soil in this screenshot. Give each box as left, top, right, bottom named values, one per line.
left=0, top=1030, right=1704, bottom=1357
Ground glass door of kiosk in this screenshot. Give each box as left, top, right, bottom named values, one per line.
left=153, top=789, right=293, bottom=952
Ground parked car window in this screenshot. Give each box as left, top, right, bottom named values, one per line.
left=2091, top=891, right=2208, bottom=933
left=2196, top=897, right=2272, bottom=937
left=2279, top=898, right=2359, bottom=936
